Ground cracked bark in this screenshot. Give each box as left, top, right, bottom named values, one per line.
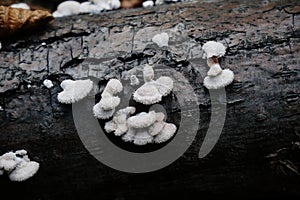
left=0, top=0, right=300, bottom=200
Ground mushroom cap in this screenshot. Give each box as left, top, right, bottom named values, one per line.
left=130, top=75, right=140, bottom=86
left=152, top=32, right=169, bottom=48
left=108, top=0, right=121, bottom=9
left=116, top=106, right=136, bottom=116
left=114, top=124, right=128, bottom=136
left=15, top=150, right=27, bottom=156
left=0, top=152, right=17, bottom=171
left=99, top=96, right=120, bottom=111
left=93, top=103, right=115, bottom=119
left=58, top=79, right=93, bottom=104
left=203, top=69, right=234, bottom=89
left=143, top=64, right=154, bottom=82
left=91, top=0, right=120, bottom=10
left=103, top=79, right=123, bottom=96
left=154, top=76, right=174, bottom=96
left=104, top=121, right=117, bottom=133
left=148, top=121, right=165, bottom=136
left=133, top=83, right=162, bottom=105
left=9, top=160, right=39, bottom=182
left=53, top=1, right=81, bottom=17
left=57, top=1, right=80, bottom=14
left=122, top=128, right=136, bottom=142
left=127, top=111, right=158, bottom=129
left=207, top=63, right=223, bottom=77
left=105, top=106, right=136, bottom=135
left=143, top=0, right=154, bottom=8
left=43, top=79, right=53, bottom=89
left=79, top=2, right=103, bottom=14
left=133, top=129, right=153, bottom=145
left=202, top=41, right=226, bottom=59
left=155, top=112, right=165, bottom=122
left=154, top=123, right=177, bottom=143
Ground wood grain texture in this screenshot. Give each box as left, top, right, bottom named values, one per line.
left=0, top=0, right=299, bottom=199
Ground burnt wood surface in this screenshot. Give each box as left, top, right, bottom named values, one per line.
left=0, top=0, right=300, bottom=199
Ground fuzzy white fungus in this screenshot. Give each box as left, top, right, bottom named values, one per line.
left=143, top=64, right=154, bottom=82
left=99, top=96, right=121, bottom=110
left=202, top=41, right=226, bottom=59
left=93, top=103, right=115, bottom=119
left=57, top=79, right=93, bottom=104
left=53, top=1, right=81, bottom=18
left=43, top=79, right=54, bottom=89
left=204, top=69, right=234, bottom=89
left=0, top=150, right=39, bottom=182
left=122, top=128, right=135, bottom=142
left=9, top=160, right=40, bottom=182
left=148, top=121, right=164, bottom=136
left=91, top=0, right=120, bottom=10
left=79, top=2, right=103, bottom=14
left=202, top=41, right=234, bottom=89
left=0, top=152, right=18, bottom=171
left=133, top=83, right=162, bottom=105
left=153, top=123, right=177, bottom=143
left=127, top=111, right=158, bottom=129
left=154, top=76, right=174, bottom=96
left=93, top=79, right=123, bottom=119
left=130, top=75, right=140, bottom=86
left=143, top=0, right=154, bottom=7
left=133, top=65, right=173, bottom=105
left=119, top=111, right=177, bottom=145
left=134, top=129, right=153, bottom=145
left=104, top=106, right=136, bottom=136
left=15, top=150, right=27, bottom=156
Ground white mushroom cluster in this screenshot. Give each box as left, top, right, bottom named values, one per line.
left=202, top=41, right=234, bottom=89
left=95, top=66, right=176, bottom=145
left=57, top=79, right=93, bottom=104
left=53, top=0, right=121, bottom=18
left=0, top=150, right=39, bottom=182
left=133, top=64, right=173, bottom=105
left=93, top=79, right=123, bottom=119
left=105, top=110, right=177, bottom=145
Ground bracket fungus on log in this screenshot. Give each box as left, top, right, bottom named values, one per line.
left=0, top=150, right=39, bottom=182
left=133, top=64, right=173, bottom=105
left=93, top=79, right=123, bottom=119
left=120, top=111, right=177, bottom=145
left=202, top=41, right=234, bottom=89
left=104, top=106, right=136, bottom=136
left=57, top=79, right=93, bottom=104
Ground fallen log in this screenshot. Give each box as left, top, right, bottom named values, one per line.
left=0, top=0, right=299, bottom=199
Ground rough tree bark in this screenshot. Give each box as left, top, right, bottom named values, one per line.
left=0, top=0, right=300, bottom=199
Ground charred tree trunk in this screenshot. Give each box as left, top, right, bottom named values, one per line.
left=0, top=0, right=300, bottom=199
